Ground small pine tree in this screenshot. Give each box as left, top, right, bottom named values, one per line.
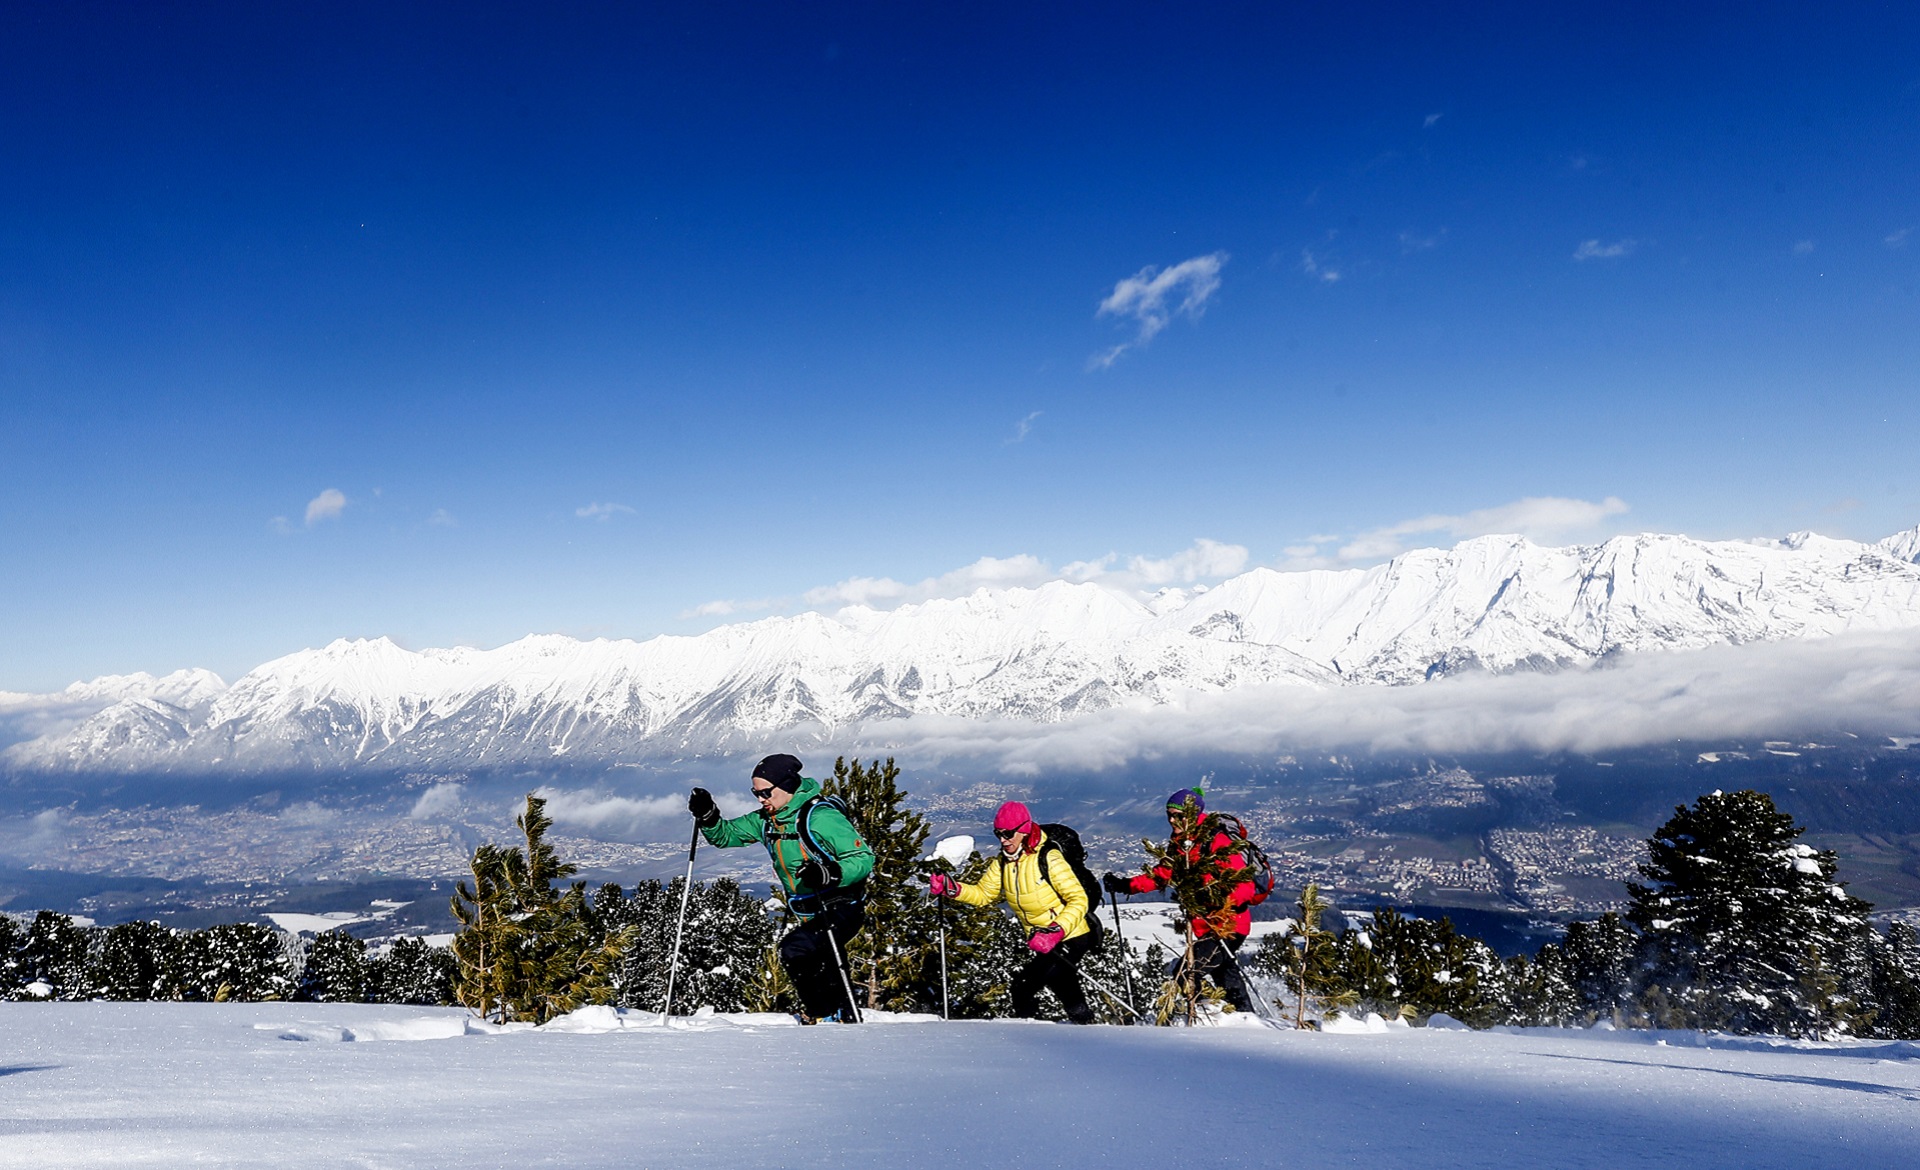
left=742, top=936, right=795, bottom=1014
left=299, top=930, right=371, bottom=1003
left=92, top=920, right=183, bottom=1001
left=450, top=794, right=630, bottom=1024
left=0, top=915, right=25, bottom=996
left=592, top=877, right=772, bottom=1015
left=450, top=842, right=517, bottom=1020
left=1502, top=948, right=1581, bottom=1027
left=181, top=923, right=296, bottom=1001
left=1255, top=884, right=1354, bottom=1027
left=1861, top=923, right=1920, bottom=1039
left=370, top=937, right=457, bottom=1006
left=20, top=911, right=92, bottom=999
left=1559, top=911, right=1641, bottom=1023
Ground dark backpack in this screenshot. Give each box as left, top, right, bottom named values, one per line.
left=1033, top=822, right=1105, bottom=939
left=1213, top=813, right=1275, bottom=905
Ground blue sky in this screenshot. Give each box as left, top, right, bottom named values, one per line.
left=3, top=2, right=1918, bottom=690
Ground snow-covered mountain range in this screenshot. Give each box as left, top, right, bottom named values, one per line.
left=7, top=526, right=1920, bottom=775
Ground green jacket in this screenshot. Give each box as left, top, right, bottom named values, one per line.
left=701, top=777, right=875, bottom=915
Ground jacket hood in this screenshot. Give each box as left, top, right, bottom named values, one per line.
left=766, top=776, right=823, bottom=824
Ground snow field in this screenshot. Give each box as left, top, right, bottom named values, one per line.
left=3, top=1003, right=1918, bottom=1169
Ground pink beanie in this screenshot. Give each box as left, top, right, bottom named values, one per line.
left=993, top=801, right=1040, bottom=847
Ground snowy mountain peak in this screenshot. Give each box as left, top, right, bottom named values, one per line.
left=6, top=524, right=1920, bottom=774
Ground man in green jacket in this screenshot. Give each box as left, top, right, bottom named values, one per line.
left=687, top=753, right=875, bottom=1022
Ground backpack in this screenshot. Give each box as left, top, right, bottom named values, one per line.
left=797, top=793, right=859, bottom=863
left=1033, top=822, right=1105, bottom=939
left=1212, top=813, right=1275, bottom=906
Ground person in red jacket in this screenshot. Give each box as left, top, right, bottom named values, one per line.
left=1103, top=787, right=1257, bottom=1012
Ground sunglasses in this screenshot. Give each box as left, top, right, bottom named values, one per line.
left=751, top=786, right=777, bottom=800
left=994, top=826, right=1027, bottom=840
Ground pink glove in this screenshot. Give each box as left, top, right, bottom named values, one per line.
left=1028, top=926, right=1064, bottom=954
left=929, top=872, right=960, bottom=898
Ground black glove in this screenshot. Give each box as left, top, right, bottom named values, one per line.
left=798, top=855, right=841, bottom=891
left=1102, top=872, right=1131, bottom=895
left=688, top=787, right=719, bottom=828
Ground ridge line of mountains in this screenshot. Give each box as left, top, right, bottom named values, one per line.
left=6, top=525, right=1919, bottom=775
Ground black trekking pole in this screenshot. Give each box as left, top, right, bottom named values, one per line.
left=824, top=921, right=864, bottom=1023
left=1107, top=886, right=1137, bottom=1014
left=937, top=881, right=950, bottom=1020
left=660, top=820, right=700, bottom=1024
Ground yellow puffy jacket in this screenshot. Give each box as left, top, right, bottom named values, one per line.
left=953, top=830, right=1091, bottom=940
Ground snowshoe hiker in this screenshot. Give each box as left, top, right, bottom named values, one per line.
left=929, top=801, right=1097, bottom=1024
left=688, top=753, right=874, bottom=1023
left=1102, top=787, right=1265, bottom=1013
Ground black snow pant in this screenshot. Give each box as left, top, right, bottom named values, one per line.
left=1191, top=933, right=1254, bottom=1011
left=779, top=900, right=865, bottom=1019
left=1011, top=929, right=1097, bottom=1023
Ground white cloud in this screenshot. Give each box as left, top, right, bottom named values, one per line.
left=1300, top=248, right=1341, bottom=282
left=687, top=540, right=1253, bottom=621
left=1792, top=239, right=1815, bottom=255
left=1336, top=496, right=1630, bottom=561
left=1886, top=227, right=1910, bottom=248
left=1399, top=229, right=1446, bottom=253
left=804, top=554, right=1055, bottom=608
left=871, top=629, right=1920, bottom=774
left=1008, top=411, right=1042, bottom=444
left=408, top=782, right=463, bottom=819
left=534, top=788, right=703, bottom=835
left=304, top=488, right=347, bottom=527
left=1573, top=238, right=1637, bottom=261
left=1091, top=252, right=1228, bottom=368
left=428, top=508, right=457, bottom=527
left=1123, top=538, right=1249, bottom=586
left=1423, top=113, right=1443, bottom=128
left=576, top=502, right=636, bottom=522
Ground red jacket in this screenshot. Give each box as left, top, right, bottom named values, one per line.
left=1125, top=829, right=1257, bottom=939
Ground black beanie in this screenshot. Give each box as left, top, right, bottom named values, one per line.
left=752, top=753, right=805, bottom=793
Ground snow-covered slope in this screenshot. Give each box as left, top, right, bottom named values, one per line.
left=2, top=1002, right=1916, bottom=1170
left=8, top=526, right=1920, bottom=773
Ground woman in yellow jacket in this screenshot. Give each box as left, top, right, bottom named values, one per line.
left=929, top=801, right=1096, bottom=1024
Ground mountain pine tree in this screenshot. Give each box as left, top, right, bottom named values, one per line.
left=21, top=911, right=93, bottom=999
left=451, top=794, right=630, bottom=1023
left=1628, top=789, right=1874, bottom=1036
left=370, top=937, right=456, bottom=1005
left=823, top=756, right=932, bottom=1010
left=0, top=914, right=26, bottom=997
left=299, top=929, right=371, bottom=1002
left=1558, top=911, right=1642, bottom=1022
left=92, top=920, right=182, bottom=1001
left=599, top=877, right=772, bottom=1013
left=181, top=923, right=296, bottom=1001
left=1862, top=922, right=1920, bottom=1039
left=1323, top=907, right=1502, bottom=1025
left=1501, top=947, right=1581, bottom=1026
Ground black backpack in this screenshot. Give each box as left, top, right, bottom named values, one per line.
left=1033, top=822, right=1105, bottom=939
left=1212, top=813, right=1275, bottom=905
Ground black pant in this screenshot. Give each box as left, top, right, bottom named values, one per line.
left=1191, top=933, right=1253, bottom=1011
left=779, top=901, right=865, bottom=1019
left=1011, top=930, right=1096, bottom=1023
